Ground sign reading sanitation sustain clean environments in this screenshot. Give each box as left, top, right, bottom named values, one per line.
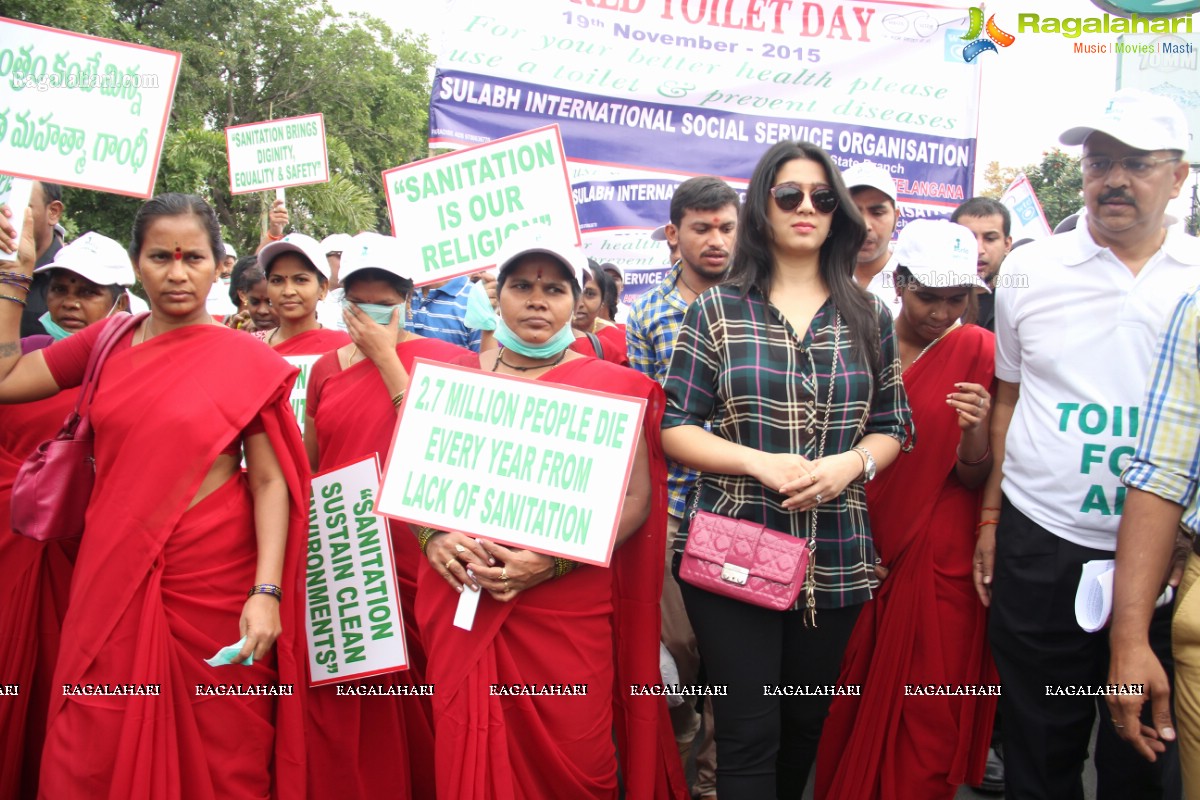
left=306, top=456, right=409, bottom=686
left=376, top=360, right=645, bottom=567
left=0, top=19, right=181, bottom=198
left=225, top=113, right=328, bottom=194
left=381, top=125, right=579, bottom=287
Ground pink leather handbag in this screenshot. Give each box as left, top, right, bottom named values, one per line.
left=679, top=510, right=811, bottom=612
left=12, top=313, right=145, bottom=541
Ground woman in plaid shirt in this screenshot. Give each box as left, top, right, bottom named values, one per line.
left=662, top=140, right=913, bottom=799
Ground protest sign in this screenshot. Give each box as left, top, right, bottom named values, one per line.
left=306, top=456, right=409, bottom=686
left=376, top=360, right=646, bottom=567
left=1001, top=172, right=1053, bottom=240
left=0, top=18, right=181, bottom=198
left=429, top=0, right=980, bottom=225
left=283, top=355, right=320, bottom=436
left=225, top=113, right=329, bottom=194
left=382, top=125, right=579, bottom=286
left=0, top=175, right=33, bottom=263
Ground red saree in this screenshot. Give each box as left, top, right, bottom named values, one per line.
left=0, top=375, right=79, bottom=800
left=815, top=324, right=997, bottom=800
left=270, top=327, right=350, bottom=356
left=571, top=328, right=629, bottom=366
left=305, top=336, right=469, bottom=800
left=37, top=322, right=311, bottom=800
left=415, top=357, right=687, bottom=800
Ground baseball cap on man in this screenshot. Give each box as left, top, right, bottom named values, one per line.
left=841, top=161, right=898, bottom=203
left=890, top=219, right=989, bottom=292
left=650, top=224, right=669, bottom=241
left=222, top=242, right=238, bottom=259
left=1059, top=88, right=1189, bottom=154
left=339, top=232, right=408, bottom=284
left=496, top=228, right=586, bottom=287
left=258, top=233, right=330, bottom=279
left=35, top=231, right=135, bottom=286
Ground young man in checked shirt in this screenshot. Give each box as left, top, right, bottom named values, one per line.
left=626, top=175, right=739, bottom=800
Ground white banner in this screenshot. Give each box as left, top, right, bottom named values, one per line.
left=376, top=359, right=645, bottom=567
left=283, top=355, right=320, bottom=437
left=225, top=113, right=329, bottom=195
left=1001, top=172, right=1052, bottom=241
left=0, top=19, right=181, bottom=198
left=382, top=125, right=580, bottom=286
left=306, top=456, right=408, bottom=686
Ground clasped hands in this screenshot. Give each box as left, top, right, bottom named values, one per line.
left=426, top=531, right=555, bottom=603
left=752, top=450, right=863, bottom=513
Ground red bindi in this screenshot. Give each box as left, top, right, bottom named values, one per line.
left=173, top=246, right=182, bottom=261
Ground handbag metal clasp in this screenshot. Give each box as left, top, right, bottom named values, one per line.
left=721, top=563, right=748, bottom=585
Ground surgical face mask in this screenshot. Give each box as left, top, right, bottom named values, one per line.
left=39, top=294, right=122, bottom=340
left=339, top=299, right=405, bottom=329
left=493, top=315, right=576, bottom=359
left=39, top=311, right=72, bottom=341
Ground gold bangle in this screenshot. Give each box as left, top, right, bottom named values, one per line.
left=266, top=231, right=284, bottom=241
left=391, top=390, right=405, bottom=408
left=417, top=526, right=443, bottom=554
left=554, top=557, right=579, bottom=578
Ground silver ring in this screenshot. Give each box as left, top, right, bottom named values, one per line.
left=454, top=544, right=467, bottom=554
left=978, top=397, right=985, bottom=409
left=1114, top=723, right=1125, bottom=730
left=814, top=493, right=824, bottom=504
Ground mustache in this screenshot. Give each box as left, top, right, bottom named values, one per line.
left=701, top=249, right=729, bottom=258
left=1099, top=189, right=1135, bottom=204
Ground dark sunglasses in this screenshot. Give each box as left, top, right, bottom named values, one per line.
left=769, top=182, right=839, bottom=214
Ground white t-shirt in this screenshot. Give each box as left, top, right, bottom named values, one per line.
left=863, top=264, right=899, bottom=314
left=995, top=223, right=1200, bottom=550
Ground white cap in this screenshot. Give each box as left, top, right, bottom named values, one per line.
left=1060, top=88, right=1189, bottom=154
left=321, top=233, right=354, bottom=255
left=222, top=241, right=238, bottom=259
left=496, top=228, right=586, bottom=287
left=650, top=224, right=669, bottom=241
left=35, top=231, right=134, bottom=286
left=890, top=220, right=989, bottom=292
left=841, top=161, right=898, bottom=203
left=600, top=262, right=624, bottom=280
left=258, top=233, right=330, bottom=279
left=339, top=232, right=408, bottom=284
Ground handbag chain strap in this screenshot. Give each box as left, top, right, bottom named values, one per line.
left=804, top=310, right=840, bottom=627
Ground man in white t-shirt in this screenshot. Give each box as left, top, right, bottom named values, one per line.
left=975, top=88, right=1198, bottom=799
left=843, top=161, right=899, bottom=310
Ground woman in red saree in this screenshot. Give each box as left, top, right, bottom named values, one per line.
left=0, top=231, right=132, bottom=799
left=257, top=233, right=349, bottom=355
left=414, top=230, right=687, bottom=800
left=303, top=233, right=469, bottom=799
left=815, top=220, right=998, bottom=799
left=0, top=195, right=311, bottom=800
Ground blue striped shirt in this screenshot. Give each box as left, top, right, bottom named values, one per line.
left=406, top=276, right=482, bottom=352
left=1123, top=285, right=1200, bottom=536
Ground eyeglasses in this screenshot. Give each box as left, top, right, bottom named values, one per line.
left=769, top=182, right=839, bottom=214
left=1080, top=155, right=1181, bottom=178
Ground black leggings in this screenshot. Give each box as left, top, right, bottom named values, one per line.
left=675, top=555, right=862, bottom=799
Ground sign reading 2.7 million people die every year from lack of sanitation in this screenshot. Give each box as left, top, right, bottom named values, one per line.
left=0, top=18, right=181, bottom=198
left=381, top=124, right=580, bottom=287
left=225, top=113, right=329, bottom=194
left=376, top=360, right=645, bottom=568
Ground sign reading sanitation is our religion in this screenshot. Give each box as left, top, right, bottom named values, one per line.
left=0, top=19, right=181, bottom=198
left=381, top=124, right=580, bottom=287
left=225, top=113, right=329, bottom=194
left=306, top=456, right=409, bottom=686
left=376, top=360, right=645, bottom=568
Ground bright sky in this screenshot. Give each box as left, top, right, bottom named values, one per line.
left=333, top=0, right=1199, bottom=216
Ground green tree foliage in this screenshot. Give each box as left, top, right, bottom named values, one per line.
left=6, top=0, right=433, bottom=249
left=982, top=149, right=1083, bottom=231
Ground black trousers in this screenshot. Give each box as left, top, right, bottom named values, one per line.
left=989, top=495, right=1180, bottom=800
left=675, top=554, right=861, bottom=800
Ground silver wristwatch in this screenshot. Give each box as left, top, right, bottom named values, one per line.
left=853, top=446, right=876, bottom=483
